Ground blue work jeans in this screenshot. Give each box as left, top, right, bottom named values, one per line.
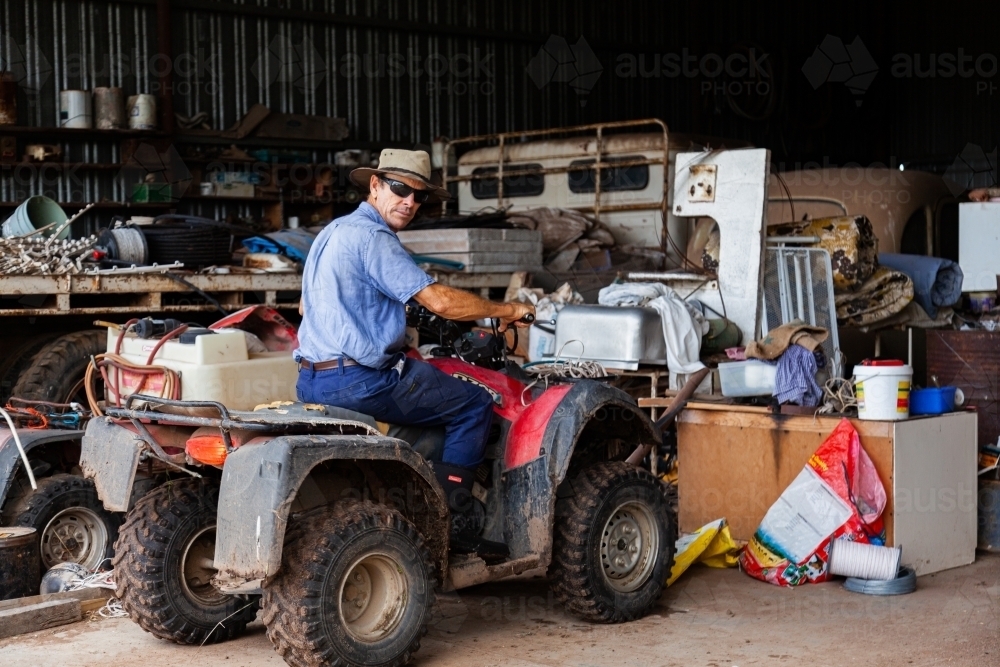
left=296, top=356, right=495, bottom=468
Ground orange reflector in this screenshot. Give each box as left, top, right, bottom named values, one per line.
left=186, top=435, right=229, bottom=467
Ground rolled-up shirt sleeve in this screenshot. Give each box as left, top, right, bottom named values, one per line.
left=364, top=229, right=435, bottom=303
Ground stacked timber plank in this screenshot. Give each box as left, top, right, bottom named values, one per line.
left=396, top=228, right=542, bottom=273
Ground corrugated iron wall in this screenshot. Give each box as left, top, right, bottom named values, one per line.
left=1, top=0, right=998, bottom=193
left=0, top=0, right=684, bottom=143
left=0, top=0, right=683, bottom=226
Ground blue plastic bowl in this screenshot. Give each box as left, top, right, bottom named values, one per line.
left=909, top=386, right=957, bottom=416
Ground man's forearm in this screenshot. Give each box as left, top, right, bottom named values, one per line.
left=414, top=283, right=516, bottom=321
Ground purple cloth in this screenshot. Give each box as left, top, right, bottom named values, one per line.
left=774, top=344, right=823, bottom=407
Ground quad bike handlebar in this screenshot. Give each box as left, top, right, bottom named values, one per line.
left=405, top=304, right=533, bottom=372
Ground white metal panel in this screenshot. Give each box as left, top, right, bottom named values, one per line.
left=892, top=411, right=978, bottom=576
left=669, top=148, right=770, bottom=344
left=958, top=202, right=1000, bottom=291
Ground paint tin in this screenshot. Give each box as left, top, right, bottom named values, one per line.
left=94, top=86, right=125, bottom=129
left=59, top=89, right=93, bottom=128
left=854, top=363, right=912, bottom=421
left=0, top=527, right=40, bottom=600
left=127, top=94, right=157, bottom=130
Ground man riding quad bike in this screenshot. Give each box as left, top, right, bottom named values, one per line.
left=79, top=149, right=679, bottom=666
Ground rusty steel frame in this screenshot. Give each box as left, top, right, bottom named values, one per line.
left=444, top=119, right=671, bottom=256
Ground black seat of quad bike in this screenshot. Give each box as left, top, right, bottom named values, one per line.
left=383, top=423, right=445, bottom=462
left=250, top=401, right=379, bottom=430
left=252, top=401, right=446, bottom=462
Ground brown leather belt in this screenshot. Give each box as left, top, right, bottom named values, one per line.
left=298, top=357, right=359, bottom=371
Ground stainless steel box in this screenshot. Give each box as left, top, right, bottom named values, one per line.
left=553, top=305, right=666, bottom=370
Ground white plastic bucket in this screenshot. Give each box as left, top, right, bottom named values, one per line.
left=59, top=90, right=92, bottom=128
left=127, top=94, right=157, bottom=129
left=854, top=364, right=912, bottom=421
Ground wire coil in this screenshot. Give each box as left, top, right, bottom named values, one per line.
left=100, top=227, right=149, bottom=264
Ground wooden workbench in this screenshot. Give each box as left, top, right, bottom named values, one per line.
left=676, top=405, right=978, bottom=575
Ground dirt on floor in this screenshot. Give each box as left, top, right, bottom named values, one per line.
left=3, top=552, right=998, bottom=667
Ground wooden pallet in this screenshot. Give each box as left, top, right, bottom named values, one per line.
left=0, top=273, right=302, bottom=316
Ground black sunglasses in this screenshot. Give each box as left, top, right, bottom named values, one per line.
left=379, top=175, right=431, bottom=203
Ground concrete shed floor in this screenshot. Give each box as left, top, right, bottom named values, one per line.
left=3, top=552, right=998, bottom=667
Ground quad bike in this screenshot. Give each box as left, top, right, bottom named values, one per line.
left=80, top=311, right=682, bottom=667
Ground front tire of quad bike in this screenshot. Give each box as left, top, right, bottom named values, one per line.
left=550, top=460, right=676, bottom=623
left=262, top=502, right=436, bottom=667
left=113, top=478, right=259, bottom=644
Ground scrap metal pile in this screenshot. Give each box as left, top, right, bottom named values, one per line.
left=0, top=202, right=98, bottom=275
left=0, top=200, right=271, bottom=276
left=0, top=232, right=100, bottom=275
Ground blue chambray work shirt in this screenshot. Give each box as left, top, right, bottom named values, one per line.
left=295, top=202, right=434, bottom=369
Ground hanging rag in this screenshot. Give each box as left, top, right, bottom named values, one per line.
left=774, top=344, right=823, bottom=407
left=745, top=320, right=829, bottom=361
left=597, top=282, right=708, bottom=374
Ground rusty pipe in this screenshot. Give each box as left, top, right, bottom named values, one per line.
left=625, top=367, right=710, bottom=466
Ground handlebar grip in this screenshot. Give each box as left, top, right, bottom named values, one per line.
left=520, top=313, right=535, bottom=324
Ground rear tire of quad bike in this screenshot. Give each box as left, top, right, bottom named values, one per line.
left=4, top=473, right=121, bottom=571
left=550, top=461, right=676, bottom=623
left=262, top=502, right=436, bottom=667
left=113, top=478, right=259, bottom=644
left=11, top=330, right=106, bottom=404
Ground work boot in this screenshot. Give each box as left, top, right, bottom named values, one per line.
left=433, top=462, right=510, bottom=564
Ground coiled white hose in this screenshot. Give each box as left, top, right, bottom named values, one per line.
left=828, top=538, right=900, bottom=581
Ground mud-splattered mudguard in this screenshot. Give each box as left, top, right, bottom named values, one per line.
left=212, top=434, right=449, bottom=593
left=0, top=428, right=85, bottom=508
left=501, top=381, right=659, bottom=563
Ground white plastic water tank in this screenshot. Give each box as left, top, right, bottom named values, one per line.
left=109, top=328, right=298, bottom=410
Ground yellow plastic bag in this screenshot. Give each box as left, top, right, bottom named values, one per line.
left=667, top=518, right=741, bottom=586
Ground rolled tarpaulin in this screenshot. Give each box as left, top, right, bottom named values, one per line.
left=879, top=253, right=963, bottom=318
left=241, top=228, right=317, bottom=263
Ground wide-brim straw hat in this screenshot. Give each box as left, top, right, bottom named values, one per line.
left=350, top=148, right=451, bottom=201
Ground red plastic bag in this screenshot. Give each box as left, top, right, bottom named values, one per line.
left=740, top=419, right=887, bottom=586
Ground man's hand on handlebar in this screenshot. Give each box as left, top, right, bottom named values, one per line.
left=498, top=302, right=536, bottom=331
left=414, top=283, right=536, bottom=329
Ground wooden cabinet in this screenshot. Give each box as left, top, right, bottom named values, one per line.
left=677, top=407, right=978, bottom=575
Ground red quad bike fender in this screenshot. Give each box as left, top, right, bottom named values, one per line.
left=427, top=357, right=660, bottom=563
left=425, top=358, right=574, bottom=466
